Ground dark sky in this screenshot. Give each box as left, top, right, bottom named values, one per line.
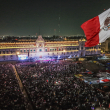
left=0, top=0, right=110, bottom=36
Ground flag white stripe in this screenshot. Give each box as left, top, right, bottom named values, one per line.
left=99, top=8, right=110, bottom=43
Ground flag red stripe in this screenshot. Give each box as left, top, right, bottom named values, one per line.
left=81, top=16, right=100, bottom=47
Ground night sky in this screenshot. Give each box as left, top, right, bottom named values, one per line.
left=0, top=0, right=110, bottom=36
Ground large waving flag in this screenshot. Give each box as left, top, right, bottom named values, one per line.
left=81, top=8, right=110, bottom=47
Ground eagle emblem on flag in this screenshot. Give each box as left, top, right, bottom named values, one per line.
left=103, top=17, right=110, bottom=31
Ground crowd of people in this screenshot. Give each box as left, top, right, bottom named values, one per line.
left=15, top=60, right=110, bottom=110
left=0, top=64, right=25, bottom=110
left=0, top=59, right=110, bottom=110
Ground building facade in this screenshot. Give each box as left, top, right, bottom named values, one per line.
left=101, top=38, right=110, bottom=52
left=0, top=35, right=101, bottom=61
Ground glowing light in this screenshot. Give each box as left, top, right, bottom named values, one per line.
left=58, top=55, right=60, bottom=59
left=16, top=52, right=20, bottom=55
left=68, top=55, right=72, bottom=58
left=18, top=55, right=28, bottom=60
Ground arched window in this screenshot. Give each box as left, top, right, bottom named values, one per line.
left=39, top=44, right=42, bottom=47
left=39, top=49, right=42, bottom=52
left=3, top=51, right=5, bottom=54
left=45, top=49, right=47, bottom=52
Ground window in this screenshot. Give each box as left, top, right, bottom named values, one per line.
left=3, top=56, right=5, bottom=58
left=3, top=51, right=5, bottom=54
left=0, top=51, right=1, bottom=54
left=39, top=49, right=42, bottom=52
left=10, top=55, right=13, bottom=57
left=20, top=50, right=22, bottom=52
left=24, top=50, right=26, bottom=52
left=45, top=49, right=47, bottom=52
left=59, top=48, right=60, bottom=51
left=6, top=51, right=8, bottom=54
left=55, top=49, right=56, bottom=51
left=39, top=44, right=42, bottom=47
left=33, top=49, right=35, bottom=52
left=30, top=50, right=32, bottom=52
left=81, top=47, right=83, bottom=50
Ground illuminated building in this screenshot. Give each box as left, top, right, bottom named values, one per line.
left=101, top=38, right=110, bottom=53
left=0, top=35, right=101, bottom=61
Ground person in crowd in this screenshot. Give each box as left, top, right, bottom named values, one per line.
left=14, top=60, right=109, bottom=110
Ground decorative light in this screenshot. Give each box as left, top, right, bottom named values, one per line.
left=16, top=52, right=20, bottom=55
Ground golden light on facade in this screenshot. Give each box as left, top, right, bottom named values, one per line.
left=64, top=37, right=67, bottom=40
left=101, top=50, right=103, bottom=53
left=16, top=52, right=20, bottom=55
left=0, top=35, right=101, bottom=61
